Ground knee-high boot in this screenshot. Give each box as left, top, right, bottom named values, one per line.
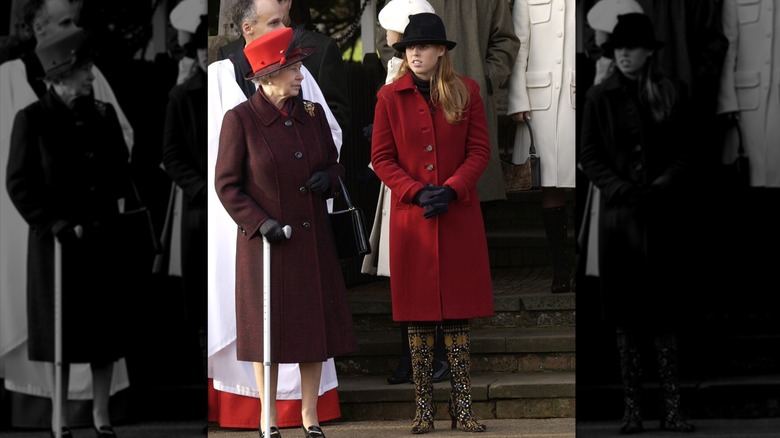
left=616, top=327, right=643, bottom=434
left=442, top=323, right=486, bottom=433
left=408, top=323, right=436, bottom=434
left=542, top=206, right=572, bottom=293
left=654, top=332, right=695, bottom=432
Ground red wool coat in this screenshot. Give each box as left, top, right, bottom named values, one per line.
left=371, top=72, right=494, bottom=322
left=215, top=92, right=357, bottom=363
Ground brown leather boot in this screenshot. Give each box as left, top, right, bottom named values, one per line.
left=408, top=323, right=436, bottom=434
left=617, top=328, right=644, bottom=434
left=442, top=323, right=486, bottom=432
left=655, top=332, right=695, bottom=433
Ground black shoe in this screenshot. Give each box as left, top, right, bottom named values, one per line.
left=387, top=357, right=412, bottom=384
left=50, top=427, right=73, bottom=438
left=302, top=425, right=326, bottom=437
left=259, top=426, right=281, bottom=438
left=432, top=359, right=450, bottom=383
left=94, top=426, right=117, bottom=438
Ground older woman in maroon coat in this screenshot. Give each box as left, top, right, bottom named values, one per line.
left=371, top=13, right=493, bottom=434
left=215, top=27, right=357, bottom=438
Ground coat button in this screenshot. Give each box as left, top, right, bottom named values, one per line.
left=85, top=151, right=95, bottom=158
left=302, top=222, right=311, bottom=229
left=294, top=151, right=303, bottom=159
left=429, top=107, right=436, bottom=115
left=425, top=164, right=434, bottom=171
left=425, top=145, right=433, bottom=152
left=285, top=120, right=293, bottom=127
left=299, top=186, right=308, bottom=194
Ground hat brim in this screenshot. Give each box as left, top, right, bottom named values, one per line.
left=601, top=40, right=664, bottom=53
left=392, top=37, right=456, bottom=52
left=245, top=47, right=314, bottom=80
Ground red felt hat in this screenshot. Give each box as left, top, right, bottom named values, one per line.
left=244, top=26, right=314, bottom=80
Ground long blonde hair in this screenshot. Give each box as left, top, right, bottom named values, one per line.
left=394, top=48, right=470, bottom=124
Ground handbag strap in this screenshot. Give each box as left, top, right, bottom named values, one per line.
left=337, top=175, right=354, bottom=209
left=503, top=120, right=537, bottom=158
left=525, top=120, right=537, bottom=156
left=733, top=114, right=745, bottom=156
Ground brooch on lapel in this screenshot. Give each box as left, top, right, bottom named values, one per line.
left=303, top=101, right=316, bottom=117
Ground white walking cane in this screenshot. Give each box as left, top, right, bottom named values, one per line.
left=262, top=225, right=291, bottom=438
left=53, top=240, right=63, bottom=438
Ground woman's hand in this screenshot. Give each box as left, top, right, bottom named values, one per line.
left=509, top=111, right=531, bottom=123
left=259, top=219, right=287, bottom=243
left=305, top=171, right=331, bottom=194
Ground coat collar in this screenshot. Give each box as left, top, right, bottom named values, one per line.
left=247, top=91, right=310, bottom=127
left=388, top=71, right=417, bottom=93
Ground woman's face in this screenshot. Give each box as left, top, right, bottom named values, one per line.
left=405, top=44, right=445, bottom=81
left=264, top=61, right=304, bottom=103
left=613, top=46, right=653, bottom=79
left=57, top=62, right=95, bottom=99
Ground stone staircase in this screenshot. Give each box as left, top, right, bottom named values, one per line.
left=333, top=189, right=577, bottom=422
left=576, top=275, right=780, bottom=422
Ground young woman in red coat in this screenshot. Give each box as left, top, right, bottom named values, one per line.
left=215, top=27, right=357, bottom=438
left=370, top=13, right=494, bottom=434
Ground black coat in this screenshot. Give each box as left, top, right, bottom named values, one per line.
left=6, top=88, right=135, bottom=363
left=162, top=68, right=207, bottom=324
left=579, top=71, right=697, bottom=326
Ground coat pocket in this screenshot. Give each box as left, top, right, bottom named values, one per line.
left=528, top=0, right=552, bottom=24
left=527, top=71, right=552, bottom=111
left=736, top=0, right=761, bottom=24
left=735, top=70, right=761, bottom=111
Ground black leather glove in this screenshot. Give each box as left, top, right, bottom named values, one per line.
left=423, top=202, right=449, bottom=219
left=419, top=186, right=456, bottom=206
left=305, top=171, right=331, bottom=194
left=363, top=123, right=373, bottom=142
left=414, top=185, right=444, bottom=206
left=259, top=219, right=286, bottom=243
left=55, top=224, right=82, bottom=244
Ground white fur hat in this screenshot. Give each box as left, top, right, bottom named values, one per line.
left=586, top=0, right=644, bottom=33
left=170, top=0, right=207, bottom=33
left=378, top=0, right=436, bottom=34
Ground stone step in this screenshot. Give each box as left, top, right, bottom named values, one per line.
left=336, top=327, right=575, bottom=377
left=577, top=374, right=780, bottom=421
left=336, top=371, right=576, bottom=421
left=346, top=268, right=576, bottom=333
left=486, top=226, right=575, bottom=268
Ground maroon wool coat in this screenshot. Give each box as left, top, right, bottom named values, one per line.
left=215, top=92, right=357, bottom=363
left=371, top=72, right=494, bottom=322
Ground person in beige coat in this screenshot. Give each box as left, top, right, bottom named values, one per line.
left=507, top=0, right=576, bottom=293
left=376, top=0, right=520, bottom=203
left=717, top=0, right=780, bottom=188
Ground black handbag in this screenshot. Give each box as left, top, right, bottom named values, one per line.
left=721, top=114, right=750, bottom=188
left=330, top=176, right=371, bottom=259
left=500, top=120, right=541, bottom=192
left=116, top=180, right=162, bottom=268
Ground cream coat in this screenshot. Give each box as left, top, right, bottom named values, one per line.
left=507, top=0, right=576, bottom=188
left=717, top=0, right=780, bottom=187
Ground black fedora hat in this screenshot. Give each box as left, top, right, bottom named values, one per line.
left=184, top=14, right=208, bottom=57
left=392, top=12, right=456, bottom=51
left=601, top=13, right=664, bottom=52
